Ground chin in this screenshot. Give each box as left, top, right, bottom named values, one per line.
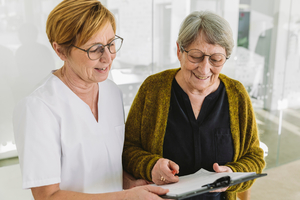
left=97, top=74, right=109, bottom=82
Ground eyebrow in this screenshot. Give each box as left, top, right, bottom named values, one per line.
left=88, top=36, right=116, bottom=47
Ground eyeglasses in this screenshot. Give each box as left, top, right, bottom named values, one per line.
left=72, top=35, right=123, bottom=60
left=181, top=46, right=228, bottom=67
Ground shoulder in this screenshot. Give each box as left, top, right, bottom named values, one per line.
left=219, top=73, right=249, bottom=100
left=145, top=68, right=179, bottom=83
left=13, top=75, right=68, bottom=124
left=141, top=68, right=180, bottom=90
left=13, top=84, right=60, bottom=135
left=16, top=75, right=58, bottom=107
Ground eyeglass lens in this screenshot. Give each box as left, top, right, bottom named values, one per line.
left=187, top=49, right=226, bottom=67
left=88, top=37, right=123, bottom=60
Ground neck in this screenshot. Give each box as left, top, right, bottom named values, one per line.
left=53, top=65, right=99, bottom=121
left=58, top=65, right=96, bottom=95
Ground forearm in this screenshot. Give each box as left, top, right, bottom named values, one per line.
left=123, top=96, right=160, bottom=180
left=225, top=145, right=265, bottom=192
left=225, top=96, right=266, bottom=192
left=123, top=145, right=161, bottom=181
left=32, top=177, right=168, bottom=200
left=226, top=149, right=265, bottom=173
left=123, top=81, right=167, bottom=181
left=32, top=186, right=128, bottom=200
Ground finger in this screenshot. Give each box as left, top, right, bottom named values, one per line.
left=159, top=176, right=179, bottom=185
left=146, top=185, right=169, bottom=195
left=141, top=190, right=167, bottom=200
left=155, top=173, right=172, bottom=185
left=161, top=170, right=179, bottom=184
left=165, top=174, right=179, bottom=183
left=209, top=186, right=229, bottom=193
left=168, top=160, right=179, bottom=174
left=157, top=160, right=177, bottom=184
left=146, top=180, right=154, bottom=184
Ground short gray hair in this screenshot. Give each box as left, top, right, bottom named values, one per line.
left=177, top=11, right=234, bottom=57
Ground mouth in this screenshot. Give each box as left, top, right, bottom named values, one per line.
left=192, top=72, right=209, bottom=80
left=95, top=67, right=108, bottom=72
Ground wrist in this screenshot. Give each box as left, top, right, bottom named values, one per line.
left=121, top=189, right=130, bottom=200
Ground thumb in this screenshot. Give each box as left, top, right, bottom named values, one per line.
left=213, top=163, right=220, bottom=173
left=213, top=163, right=232, bottom=173
left=213, top=163, right=224, bottom=173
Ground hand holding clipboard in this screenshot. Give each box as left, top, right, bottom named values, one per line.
left=152, top=168, right=267, bottom=199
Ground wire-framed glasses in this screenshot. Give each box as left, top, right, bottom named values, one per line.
left=72, top=35, right=123, bottom=60
left=181, top=46, right=228, bottom=67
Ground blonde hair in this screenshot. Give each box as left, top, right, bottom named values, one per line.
left=46, top=0, right=116, bottom=55
left=177, top=11, right=234, bottom=57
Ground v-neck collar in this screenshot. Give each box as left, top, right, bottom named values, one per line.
left=51, top=73, right=101, bottom=124
left=172, top=78, right=223, bottom=124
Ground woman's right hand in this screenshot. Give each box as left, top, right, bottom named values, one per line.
left=124, top=185, right=169, bottom=200
left=151, top=158, right=179, bottom=185
left=31, top=182, right=169, bottom=200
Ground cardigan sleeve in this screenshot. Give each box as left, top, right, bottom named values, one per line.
left=122, top=79, right=163, bottom=181
left=224, top=79, right=266, bottom=193
left=122, top=69, right=177, bottom=181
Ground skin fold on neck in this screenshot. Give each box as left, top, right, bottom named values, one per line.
left=53, top=66, right=99, bottom=121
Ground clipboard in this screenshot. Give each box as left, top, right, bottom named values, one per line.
left=157, top=169, right=267, bottom=200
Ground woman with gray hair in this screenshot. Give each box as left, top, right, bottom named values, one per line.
left=123, top=11, right=265, bottom=200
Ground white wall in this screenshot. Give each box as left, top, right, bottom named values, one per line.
left=0, top=0, right=62, bottom=159
left=1, top=0, right=299, bottom=161
left=0, top=0, right=242, bottom=160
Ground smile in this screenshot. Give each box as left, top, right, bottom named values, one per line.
left=95, top=67, right=107, bottom=71
left=192, top=72, right=209, bottom=80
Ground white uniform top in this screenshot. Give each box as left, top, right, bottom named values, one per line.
left=13, top=74, right=124, bottom=193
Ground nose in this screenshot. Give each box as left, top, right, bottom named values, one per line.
left=197, top=56, right=211, bottom=74
left=99, top=47, right=113, bottom=63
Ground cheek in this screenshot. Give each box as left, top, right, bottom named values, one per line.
left=111, top=53, right=116, bottom=60
left=69, top=55, right=92, bottom=70
left=181, top=59, right=196, bottom=71
left=108, top=53, right=116, bottom=65
left=211, top=67, right=223, bottom=76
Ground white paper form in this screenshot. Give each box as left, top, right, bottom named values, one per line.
left=155, top=168, right=256, bottom=197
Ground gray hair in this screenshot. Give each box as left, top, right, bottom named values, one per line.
left=177, top=11, right=234, bottom=57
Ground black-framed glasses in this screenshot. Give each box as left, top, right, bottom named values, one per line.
left=181, top=46, right=228, bottom=67
left=72, top=35, right=123, bottom=60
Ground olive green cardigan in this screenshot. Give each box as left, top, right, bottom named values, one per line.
left=123, top=68, right=265, bottom=199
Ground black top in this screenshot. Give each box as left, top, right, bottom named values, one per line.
left=163, top=78, right=233, bottom=200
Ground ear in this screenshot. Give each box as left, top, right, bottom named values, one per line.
left=52, top=42, right=67, bottom=61
left=176, top=42, right=182, bottom=62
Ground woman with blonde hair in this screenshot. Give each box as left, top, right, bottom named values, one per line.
left=13, top=0, right=168, bottom=199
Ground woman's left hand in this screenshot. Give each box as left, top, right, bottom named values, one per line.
left=209, top=163, right=233, bottom=193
